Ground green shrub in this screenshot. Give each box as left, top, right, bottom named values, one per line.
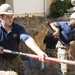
left=49, top=0, right=72, bottom=18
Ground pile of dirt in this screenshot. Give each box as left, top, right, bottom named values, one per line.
left=14, top=15, right=75, bottom=75
left=14, top=16, right=54, bottom=52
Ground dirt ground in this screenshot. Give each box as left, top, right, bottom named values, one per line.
left=14, top=15, right=75, bottom=75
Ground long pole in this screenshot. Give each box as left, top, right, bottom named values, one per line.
left=3, top=49, right=75, bottom=65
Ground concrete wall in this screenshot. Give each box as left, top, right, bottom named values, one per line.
left=6, top=0, right=53, bottom=17
left=13, top=0, right=44, bottom=14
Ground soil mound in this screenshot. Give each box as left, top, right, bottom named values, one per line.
left=14, top=16, right=75, bottom=75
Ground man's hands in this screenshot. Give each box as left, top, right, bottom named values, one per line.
left=0, top=46, right=4, bottom=54
left=69, top=41, right=75, bottom=45
left=37, top=51, right=48, bottom=61
left=53, top=31, right=59, bottom=38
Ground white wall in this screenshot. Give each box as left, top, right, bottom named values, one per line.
left=13, top=0, right=45, bottom=14
left=6, top=0, right=53, bottom=16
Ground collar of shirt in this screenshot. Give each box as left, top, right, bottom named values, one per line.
left=0, top=22, right=12, bottom=34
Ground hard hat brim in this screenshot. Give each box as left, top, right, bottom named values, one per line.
left=0, top=12, right=14, bottom=14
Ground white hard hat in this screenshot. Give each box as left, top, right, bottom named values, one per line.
left=0, top=3, right=14, bottom=14
left=69, top=12, right=75, bottom=19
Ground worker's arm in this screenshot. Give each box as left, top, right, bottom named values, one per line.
left=50, top=22, right=60, bottom=38
left=25, top=37, right=47, bottom=61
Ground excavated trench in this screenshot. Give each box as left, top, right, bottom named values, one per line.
left=14, top=15, right=75, bottom=75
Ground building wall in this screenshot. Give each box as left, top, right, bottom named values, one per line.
left=13, top=0, right=45, bottom=15
left=6, top=0, right=52, bottom=17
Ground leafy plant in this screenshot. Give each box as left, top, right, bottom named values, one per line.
left=49, top=0, right=72, bottom=18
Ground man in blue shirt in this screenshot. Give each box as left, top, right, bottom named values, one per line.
left=0, top=3, right=47, bottom=75
left=49, top=12, right=75, bottom=75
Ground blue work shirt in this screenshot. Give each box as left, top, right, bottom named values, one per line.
left=56, top=21, right=75, bottom=44
left=0, top=22, right=31, bottom=59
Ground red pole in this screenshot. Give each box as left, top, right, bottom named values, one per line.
left=3, top=49, right=75, bottom=65
left=27, top=54, right=75, bottom=65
